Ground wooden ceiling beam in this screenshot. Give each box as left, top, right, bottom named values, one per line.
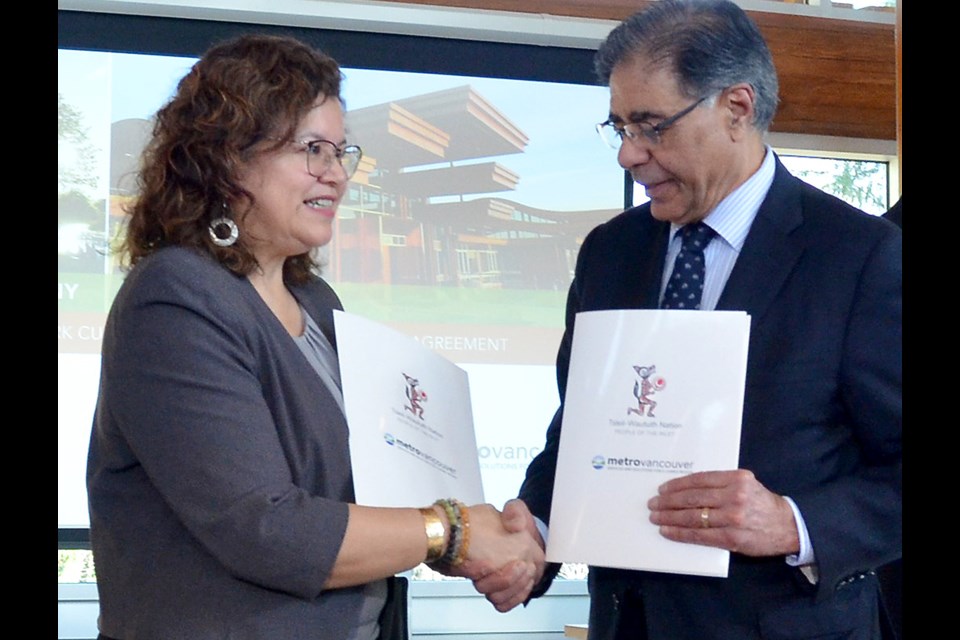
left=374, top=0, right=896, bottom=140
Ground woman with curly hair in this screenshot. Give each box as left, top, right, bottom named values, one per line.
left=87, top=34, right=542, bottom=640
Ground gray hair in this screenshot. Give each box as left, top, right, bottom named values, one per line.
left=595, top=0, right=779, bottom=132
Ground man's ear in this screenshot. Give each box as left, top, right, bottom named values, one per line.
left=722, top=83, right=756, bottom=140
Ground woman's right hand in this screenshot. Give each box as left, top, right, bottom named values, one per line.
left=442, top=499, right=546, bottom=611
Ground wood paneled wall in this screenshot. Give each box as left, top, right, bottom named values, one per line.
left=896, top=1, right=901, bottom=189
left=376, top=0, right=897, bottom=142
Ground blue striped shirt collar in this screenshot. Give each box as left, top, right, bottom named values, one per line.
left=669, top=146, right=776, bottom=252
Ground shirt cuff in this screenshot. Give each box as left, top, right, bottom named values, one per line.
left=783, top=495, right=818, bottom=583
left=533, top=515, right=549, bottom=547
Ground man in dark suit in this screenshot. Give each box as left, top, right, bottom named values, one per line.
left=471, top=1, right=901, bottom=637
left=885, top=196, right=902, bottom=229
left=878, top=194, right=902, bottom=640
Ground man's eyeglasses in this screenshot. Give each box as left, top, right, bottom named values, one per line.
left=596, top=96, right=708, bottom=148
left=280, top=138, right=363, bottom=179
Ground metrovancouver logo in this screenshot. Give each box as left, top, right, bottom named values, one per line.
left=383, top=432, right=456, bottom=477
left=591, top=454, right=694, bottom=473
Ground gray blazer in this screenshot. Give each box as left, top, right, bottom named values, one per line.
left=87, top=246, right=368, bottom=639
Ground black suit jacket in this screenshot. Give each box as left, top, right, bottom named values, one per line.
left=519, top=158, right=902, bottom=639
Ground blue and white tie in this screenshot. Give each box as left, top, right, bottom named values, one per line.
left=661, top=222, right=715, bottom=310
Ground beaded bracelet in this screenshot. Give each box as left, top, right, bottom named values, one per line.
left=435, top=499, right=458, bottom=538
left=434, top=499, right=460, bottom=566
left=445, top=500, right=464, bottom=566
left=450, top=499, right=471, bottom=566
left=431, top=498, right=470, bottom=568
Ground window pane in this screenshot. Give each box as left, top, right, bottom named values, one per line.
left=58, top=550, right=97, bottom=584
left=779, top=155, right=889, bottom=215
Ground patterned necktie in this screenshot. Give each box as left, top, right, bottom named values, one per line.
left=661, top=222, right=715, bottom=310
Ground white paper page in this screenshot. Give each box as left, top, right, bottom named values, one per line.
left=546, top=309, right=750, bottom=577
left=334, top=310, right=484, bottom=506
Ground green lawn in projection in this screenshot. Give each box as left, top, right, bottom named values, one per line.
left=335, top=283, right=566, bottom=327
left=58, top=273, right=565, bottom=328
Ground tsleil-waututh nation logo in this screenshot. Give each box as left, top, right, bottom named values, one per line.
left=402, top=373, right=428, bottom=420
left=627, top=365, right=666, bottom=417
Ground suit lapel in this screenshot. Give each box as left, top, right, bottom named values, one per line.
left=637, top=221, right=671, bottom=308
left=600, top=208, right=670, bottom=311
left=291, top=281, right=340, bottom=351
left=717, top=159, right=804, bottom=319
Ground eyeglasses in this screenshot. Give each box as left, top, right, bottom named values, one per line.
left=596, top=96, right=708, bottom=149
left=280, top=138, right=363, bottom=179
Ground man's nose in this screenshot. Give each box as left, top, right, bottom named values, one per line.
left=617, top=136, right=653, bottom=170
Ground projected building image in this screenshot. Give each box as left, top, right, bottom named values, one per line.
left=338, top=84, right=618, bottom=292
left=107, top=83, right=620, bottom=293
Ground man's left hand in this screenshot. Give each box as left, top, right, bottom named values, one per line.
left=648, top=469, right=800, bottom=557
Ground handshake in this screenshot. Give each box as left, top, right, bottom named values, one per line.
left=428, top=498, right=547, bottom=612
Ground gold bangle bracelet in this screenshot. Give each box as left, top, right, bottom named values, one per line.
left=420, top=507, right=447, bottom=564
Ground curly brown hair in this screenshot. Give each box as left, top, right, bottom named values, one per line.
left=121, top=33, right=343, bottom=284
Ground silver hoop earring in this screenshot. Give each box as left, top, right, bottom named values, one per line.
left=209, top=216, right=239, bottom=247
